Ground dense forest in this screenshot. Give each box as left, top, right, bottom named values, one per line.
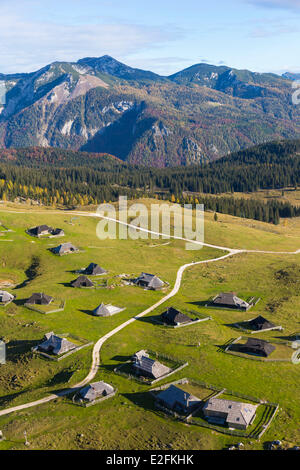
left=0, top=140, right=300, bottom=224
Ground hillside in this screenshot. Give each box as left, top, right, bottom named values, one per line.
left=0, top=139, right=299, bottom=193
left=0, top=147, right=122, bottom=168
left=282, top=72, right=300, bottom=80
left=0, top=140, right=300, bottom=224
left=0, top=56, right=299, bottom=167
left=0, top=206, right=299, bottom=450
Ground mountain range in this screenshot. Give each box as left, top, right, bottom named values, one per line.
left=0, top=55, right=299, bottom=167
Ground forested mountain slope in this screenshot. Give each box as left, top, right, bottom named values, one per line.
left=0, top=56, right=299, bottom=167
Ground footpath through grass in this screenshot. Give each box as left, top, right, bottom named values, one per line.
left=0, top=204, right=299, bottom=450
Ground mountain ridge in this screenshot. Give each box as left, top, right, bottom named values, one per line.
left=0, top=55, right=299, bottom=167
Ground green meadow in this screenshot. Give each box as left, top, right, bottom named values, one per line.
left=0, top=203, right=299, bottom=450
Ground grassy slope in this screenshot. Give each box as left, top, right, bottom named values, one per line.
left=0, top=202, right=299, bottom=450
left=186, top=188, right=300, bottom=208
left=230, top=189, right=300, bottom=208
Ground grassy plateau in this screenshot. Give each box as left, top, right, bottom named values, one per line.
left=0, top=200, right=299, bottom=450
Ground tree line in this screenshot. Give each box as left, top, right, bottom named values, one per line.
left=0, top=140, right=300, bottom=224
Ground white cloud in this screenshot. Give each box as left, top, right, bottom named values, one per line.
left=0, top=10, right=185, bottom=73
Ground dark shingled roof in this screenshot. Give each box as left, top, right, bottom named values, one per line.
left=71, top=275, right=94, bottom=288
left=26, top=292, right=53, bottom=305
left=247, top=315, right=276, bottom=331
left=203, top=398, right=257, bottom=428
left=132, top=352, right=171, bottom=379
left=92, top=303, right=110, bottom=317
left=161, top=307, right=192, bottom=325
left=38, top=332, right=76, bottom=355
left=52, top=242, right=78, bottom=255
left=135, top=272, right=164, bottom=290
left=51, top=228, right=64, bottom=236
left=240, top=337, right=276, bottom=357
left=212, top=292, right=250, bottom=310
left=28, top=225, right=52, bottom=236
left=79, top=381, right=114, bottom=402
left=83, top=263, right=107, bottom=276
left=156, top=385, right=201, bottom=412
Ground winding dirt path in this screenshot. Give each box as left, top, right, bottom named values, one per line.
left=0, top=210, right=299, bottom=418
left=0, top=251, right=234, bottom=417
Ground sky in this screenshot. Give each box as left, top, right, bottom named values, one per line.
left=0, top=0, right=300, bottom=75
